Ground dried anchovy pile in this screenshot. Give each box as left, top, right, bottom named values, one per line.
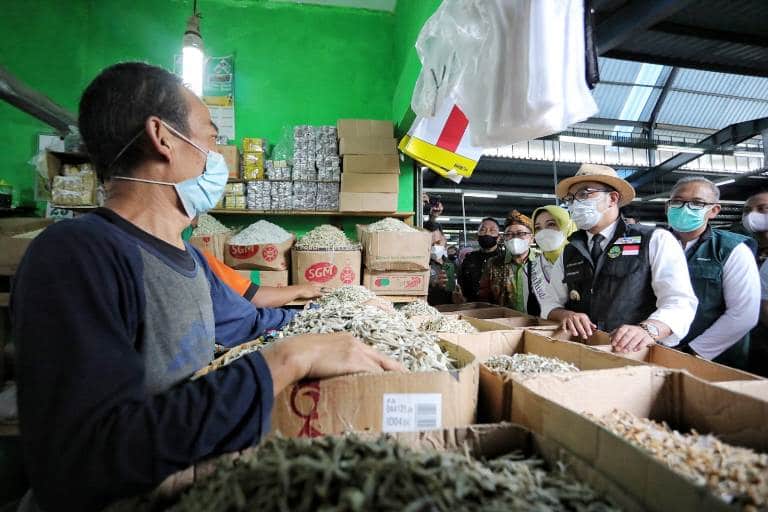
left=399, top=299, right=441, bottom=319
left=295, top=224, right=360, bottom=250
left=366, top=217, right=418, bottom=233
left=591, top=409, right=768, bottom=508
left=108, top=435, right=618, bottom=512
left=280, top=302, right=454, bottom=372
left=229, top=220, right=292, bottom=245
left=484, top=354, right=580, bottom=377
left=421, top=315, right=478, bottom=334
left=191, top=213, right=230, bottom=236
left=191, top=337, right=279, bottom=380
left=315, top=285, right=376, bottom=306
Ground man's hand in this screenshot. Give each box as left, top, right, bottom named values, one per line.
left=437, top=270, right=448, bottom=288
left=261, top=333, right=405, bottom=396
left=295, top=284, right=322, bottom=300
left=429, top=201, right=444, bottom=220
left=610, top=324, right=654, bottom=353
left=559, top=311, right=596, bottom=339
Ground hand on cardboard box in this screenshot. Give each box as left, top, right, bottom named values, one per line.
left=261, top=332, right=405, bottom=396
left=556, top=310, right=596, bottom=339
left=610, top=324, right=654, bottom=353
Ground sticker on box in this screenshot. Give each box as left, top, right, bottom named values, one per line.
left=382, top=393, right=442, bottom=432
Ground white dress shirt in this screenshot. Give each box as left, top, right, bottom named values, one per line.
left=683, top=239, right=760, bottom=360
left=538, top=219, right=699, bottom=344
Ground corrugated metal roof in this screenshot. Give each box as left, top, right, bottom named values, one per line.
left=672, top=69, right=768, bottom=101
left=655, top=90, right=768, bottom=129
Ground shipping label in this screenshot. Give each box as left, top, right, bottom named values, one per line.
left=382, top=393, right=442, bottom=432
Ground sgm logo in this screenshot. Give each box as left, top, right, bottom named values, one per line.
left=229, top=245, right=259, bottom=259
left=305, top=262, right=337, bottom=283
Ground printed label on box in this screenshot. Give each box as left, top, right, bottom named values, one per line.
left=382, top=393, right=442, bottom=432
left=305, top=262, right=338, bottom=283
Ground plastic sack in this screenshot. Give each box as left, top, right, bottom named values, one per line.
left=271, top=126, right=295, bottom=163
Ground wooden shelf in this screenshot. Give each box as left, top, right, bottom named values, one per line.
left=286, top=295, right=425, bottom=306
left=210, top=209, right=414, bottom=219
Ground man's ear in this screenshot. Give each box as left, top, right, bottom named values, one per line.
left=709, top=203, right=722, bottom=219
left=144, top=116, right=172, bottom=163
left=609, top=190, right=621, bottom=208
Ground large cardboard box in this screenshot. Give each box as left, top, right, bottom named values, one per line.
left=271, top=341, right=479, bottom=436
left=292, top=248, right=362, bottom=289
left=342, top=154, right=400, bottom=174
left=235, top=269, right=289, bottom=288
left=339, top=137, right=397, bottom=156
left=340, top=192, right=397, bottom=213
left=337, top=119, right=393, bottom=139
left=0, top=218, right=55, bottom=274
left=514, top=366, right=768, bottom=511
left=216, top=144, right=240, bottom=180
left=358, top=225, right=431, bottom=271
left=435, top=302, right=495, bottom=313
left=460, top=312, right=560, bottom=331
left=543, top=329, right=762, bottom=382
left=340, top=172, right=399, bottom=193
left=363, top=269, right=429, bottom=296
left=224, top=236, right=295, bottom=271
left=189, top=232, right=229, bottom=261
left=714, top=379, right=768, bottom=401
left=459, top=330, right=645, bottom=423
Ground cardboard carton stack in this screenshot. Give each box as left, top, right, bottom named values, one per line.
left=338, top=119, right=399, bottom=213
left=242, top=137, right=267, bottom=181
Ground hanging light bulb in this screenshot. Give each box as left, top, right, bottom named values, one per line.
left=182, top=1, right=204, bottom=97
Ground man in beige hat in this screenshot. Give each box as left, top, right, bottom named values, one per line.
left=538, top=164, right=698, bottom=353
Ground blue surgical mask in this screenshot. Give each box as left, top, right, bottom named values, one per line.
left=667, top=205, right=711, bottom=233
left=111, top=121, right=229, bottom=219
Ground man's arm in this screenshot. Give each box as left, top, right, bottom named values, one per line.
left=687, top=244, right=760, bottom=359
left=538, top=254, right=597, bottom=338
left=251, top=284, right=321, bottom=308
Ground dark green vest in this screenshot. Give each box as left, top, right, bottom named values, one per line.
left=562, top=220, right=657, bottom=332
left=680, top=227, right=755, bottom=368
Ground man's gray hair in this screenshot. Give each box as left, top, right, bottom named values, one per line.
left=671, top=176, right=720, bottom=202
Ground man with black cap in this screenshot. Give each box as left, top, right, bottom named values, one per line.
left=538, top=164, right=698, bottom=353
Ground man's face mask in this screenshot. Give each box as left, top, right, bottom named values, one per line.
left=111, top=120, right=229, bottom=219
left=568, top=196, right=605, bottom=231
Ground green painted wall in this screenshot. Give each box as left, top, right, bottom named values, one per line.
left=0, top=0, right=432, bottom=220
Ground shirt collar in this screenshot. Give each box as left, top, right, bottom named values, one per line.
left=586, top=219, right=619, bottom=245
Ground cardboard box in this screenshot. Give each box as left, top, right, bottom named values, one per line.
left=343, top=154, right=400, bottom=174
left=0, top=218, right=55, bottom=274
left=337, top=119, right=393, bottom=139
left=271, top=340, right=478, bottom=437
left=216, top=145, right=240, bottom=179
left=341, top=172, right=399, bottom=193
left=363, top=269, right=429, bottom=295
left=235, top=269, right=289, bottom=288
left=189, top=232, right=230, bottom=261
left=358, top=225, right=431, bottom=271
left=714, top=380, right=768, bottom=401
left=224, top=195, right=246, bottom=209
left=225, top=235, right=294, bottom=271
left=242, top=137, right=267, bottom=153
left=543, top=329, right=762, bottom=382
left=514, top=366, right=768, bottom=511
left=455, top=330, right=645, bottom=423
left=340, top=192, right=397, bottom=213
left=292, top=248, right=362, bottom=289
left=339, top=137, right=397, bottom=156
left=460, top=312, right=560, bottom=331
left=435, top=302, right=496, bottom=313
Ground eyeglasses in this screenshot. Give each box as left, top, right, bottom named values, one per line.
left=562, top=188, right=612, bottom=205
left=478, top=228, right=500, bottom=236
left=667, top=199, right=716, bottom=211
left=504, top=231, right=531, bottom=240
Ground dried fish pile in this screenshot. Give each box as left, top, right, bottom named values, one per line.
left=315, top=285, right=376, bottom=306
left=191, top=337, right=279, bottom=380
left=399, top=299, right=441, bottom=319
left=591, top=409, right=768, bottom=509
left=229, top=220, right=292, bottom=245
left=108, top=435, right=618, bottom=512
left=295, top=224, right=360, bottom=251
left=191, top=214, right=229, bottom=236
left=421, top=315, right=478, bottom=334
left=366, top=217, right=418, bottom=233
left=280, top=302, right=454, bottom=372
left=484, top=354, right=580, bottom=377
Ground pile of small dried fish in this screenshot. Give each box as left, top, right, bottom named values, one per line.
left=108, top=435, right=618, bottom=512
left=366, top=217, right=418, bottom=233
left=295, top=224, right=360, bottom=250
left=280, top=302, right=454, bottom=372
left=191, top=337, right=278, bottom=380
left=421, top=315, right=478, bottom=334
left=399, top=299, right=441, bottom=319
left=229, top=220, right=292, bottom=245
left=191, top=213, right=230, bottom=236
left=315, top=285, right=376, bottom=306
left=590, top=409, right=768, bottom=509
left=484, top=354, right=580, bottom=377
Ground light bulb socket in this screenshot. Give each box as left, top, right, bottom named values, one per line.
left=183, top=14, right=203, bottom=48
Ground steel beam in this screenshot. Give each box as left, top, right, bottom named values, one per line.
left=596, top=0, right=694, bottom=54
left=0, top=65, right=76, bottom=134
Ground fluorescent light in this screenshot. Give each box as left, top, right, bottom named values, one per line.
left=469, top=217, right=483, bottom=222
left=716, top=178, right=735, bottom=186
left=733, top=151, right=764, bottom=158
left=656, top=145, right=704, bottom=155
left=443, top=229, right=461, bottom=233
left=650, top=198, right=668, bottom=202
left=559, top=135, right=613, bottom=146
left=639, top=222, right=657, bottom=226
left=719, top=200, right=745, bottom=205
left=436, top=216, right=451, bottom=222
left=463, top=192, right=498, bottom=199
left=182, top=14, right=204, bottom=97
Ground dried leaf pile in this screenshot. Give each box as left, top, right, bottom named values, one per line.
left=484, top=354, right=580, bottom=377
left=295, top=224, right=360, bottom=250
left=590, top=410, right=768, bottom=509
left=107, top=435, right=618, bottom=512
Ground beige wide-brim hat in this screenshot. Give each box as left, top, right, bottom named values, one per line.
left=556, top=164, right=636, bottom=207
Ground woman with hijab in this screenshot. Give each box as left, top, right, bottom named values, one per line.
left=531, top=205, right=576, bottom=282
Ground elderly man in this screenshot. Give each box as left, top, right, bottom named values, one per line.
left=11, top=62, right=401, bottom=511
left=665, top=177, right=758, bottom=369
left=539, top=164, right=698, bottom=353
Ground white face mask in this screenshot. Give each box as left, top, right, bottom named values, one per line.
left=431, top=245, right=447, bottom=261
left=504, top=238, right=530, bottom=255
left=534, top=229, right=566, bottom=252
left=569, top=197, right=604, bottom=231
left=743, top=211, right=768, bottom=233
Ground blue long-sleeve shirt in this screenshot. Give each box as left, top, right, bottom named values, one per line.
left=11, top=208, right=295, bottom=511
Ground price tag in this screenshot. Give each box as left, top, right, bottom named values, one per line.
left=382, top=393, right=442, bottom=433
